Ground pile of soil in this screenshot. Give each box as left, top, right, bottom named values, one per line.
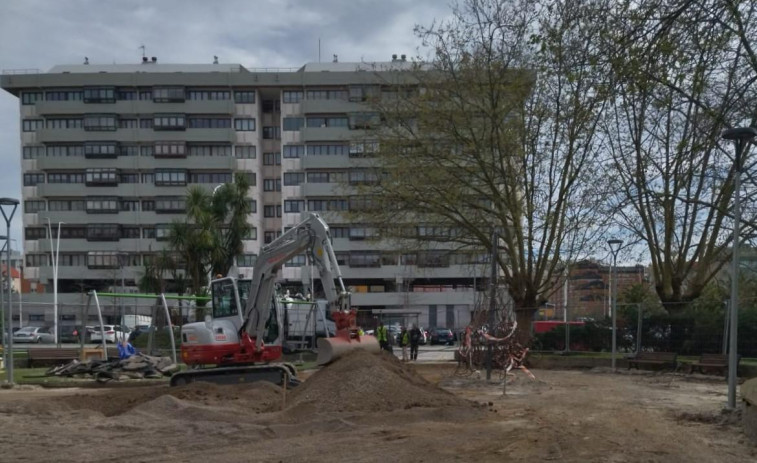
left=287, top=349, right=473, bottom=413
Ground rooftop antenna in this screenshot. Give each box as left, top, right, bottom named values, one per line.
left=318, top=37, right=321, bottom=63
left=213, top=55, right=218, bottom=64
left=84, top=57, right=89, bottom=65
left=333, top=54, right=338, bottom=63
left=139, top=45, right=146, bottom=58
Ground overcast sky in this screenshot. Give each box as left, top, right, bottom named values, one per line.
left=0, top=0, right=452, bottom=248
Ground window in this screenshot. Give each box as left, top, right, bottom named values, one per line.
left=154, top=142, right=186, bottom=158
left=87, top=251, right=120, bottom=269
left=187, top=90, right=230, bottom=100
left=264, top=231, right=277, bottom=244
left=44, top=172, right=83, bottom=185
left=141, top=200, right=155, bottom=211
left=235, top=145, right=256, bottom=159
left=57, top=227, right=87, bottom=239
left=154, top=169, right=187, bottom=186
left=25, top=227, right=46, bottom=240
left=349, top=252, right=381, bottom=268
left=155, top=196, right=186, bottom=213
left=152, top=86, right=185, bottom=102
left=306, top=89, right=348, bottom=100
left=348, top=112, right=381, bottom=129
left=244, top=227, right=257, bottom=240
left=348, top=85, right=379, bottom=102
left=284, top=200, right=304, bottom=213
left=84, top=142, right=118, bottom=158
left=154, top=114, right=186, bottom=130
left=263, top=152, right=281, bottom=165
left=140, top=146, right=154, bottom=157
left=238, top=254, right=258, bottom=267
left=349, top=226, right=378, bottom=240
left=283, top=145, right=304, bottom=158
left=83, top=87, right=115, bottom=103
left=117, top=89, right=137, bottom=100
left=282, top=91, right=303, bottom=103
left=59, top=253, right=87, bottom=266
left=263, top=205, right=281, bottom=218
left=22, top=119, right=43, bottom=132
left=119, top=199, right=139, bottom=211
left=307, top=198, right=348, bottom=211
left=139, top=89, right=152, bottom=100
left=247, top=199, right=257, bottom=213
left=24, top=200, right=46, bottom=213
left=119, top=173, right=139, bottom=184
left=284, top=255, right=307, bottom=267
left=235, top=118, right=256, bottom=131
left=118, top=118, right=138, bottom=128
left=244, top=172, right=256, bottom=186
left=86, top=197, right=119, bottom=213
left=349, top=196, right=379, bottom=211
left=46, top=118, right=82, bottom=129
left=139, top=118, right=153, bottom=129
left=86, top=168, right=118, bottom=186
left=283, top=117, right=304, bottom=131
left=86, top=224, right=121, bottom=241
left=46, top=90, right=83, bottom=101
left=48, top=199, right=85, bottom=211
left=23, top=173, right=45, bottom=186
left=307, top=144, right=348, bottom=156
left=26, top=254, right=48, bottom=267
left=21, top=92, right=43, bottom=105
left=283, top=172, right=304, bottom=186
left=142, top=227, right=156, bottom=239
left=120, top=145, right=139, bottom=156
left=121, top=227, right=139, bottom=239
left=417, top=251, right=450, bottom=268
left=188, top=144, right=231, bottom=157
left=307, top=171, right=345, bottom=183
left=306, top=116, right=348, bottom=128
left=263, top=178, right=281, bottom=192
left=331, top=227, right=349, bottom=238
left=23, top=146, right=46, bottom=159
left=187, top=117, right=231, bottom=129
left=349, top=169, right=381, bottom=185
left=83, top=114, right=118, bottom=131
left=155, top=224, right=172, bottom=241
left=189, top=172, right=232, bottom=184
left=262, top=99, right=280, bottom=113
left=263, top=126, right=280, bottom=139
left=141, top=173, right=154, bottom=183
left=334, top=252, right=348, bottom=266
left=234, top=91, right=255, bottom=103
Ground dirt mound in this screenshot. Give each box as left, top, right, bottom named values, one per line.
left=286, top=350, right=473, bottom=415
left=37, top=381, right=284, bottom=417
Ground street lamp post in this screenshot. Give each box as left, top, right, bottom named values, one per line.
left=0, top=197, right=19, bottom=385
left=607, top=239, right=623, bottom=372
left=47, top=219, right=64, bottom=345
left=721, top=126, right=757, bottom=410
left=0, top=236, right=6, bottom=377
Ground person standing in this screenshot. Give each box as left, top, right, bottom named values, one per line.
left=376, top=320, right=390, bottom=352
left=399, top=326, right=410, bottom=362
left=409, top=324, right=422, bottom=361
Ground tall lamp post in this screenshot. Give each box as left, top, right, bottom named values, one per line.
left=721, top=126, right=757, bottom=410
left=0, top=197, right=19, bottom=385
left=0, top=236, right=6, bottom=378
left=607, top=238, right=623, bottom=372
left=46, top=219, right=64, bottom=345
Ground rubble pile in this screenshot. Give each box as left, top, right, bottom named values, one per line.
left=45, top=354, right=178, bottom=382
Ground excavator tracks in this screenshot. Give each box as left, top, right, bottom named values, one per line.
left=169, top=362, right=299, bottom=387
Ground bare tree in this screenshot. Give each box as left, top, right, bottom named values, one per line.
left=356, top=0, right=612, bottom=336
left=602, top=0, right=757, bottom=312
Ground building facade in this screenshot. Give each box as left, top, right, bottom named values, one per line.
left=1, top=59, right=484, bottom=330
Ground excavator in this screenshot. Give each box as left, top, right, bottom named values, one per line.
left=170, top=213, right=380, bottom=386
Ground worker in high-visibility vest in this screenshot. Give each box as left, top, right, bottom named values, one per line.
left=376, top=320, right=389, bottom=352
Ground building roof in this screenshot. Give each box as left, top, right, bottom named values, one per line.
left=47, top=63, right=246, bottom=74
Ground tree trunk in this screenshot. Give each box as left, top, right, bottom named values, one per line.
left=514, top=307, right=537, bottom=344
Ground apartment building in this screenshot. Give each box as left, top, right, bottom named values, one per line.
left=1, top=58, right=485, bottom=329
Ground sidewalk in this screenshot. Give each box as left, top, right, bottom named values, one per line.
left=391, top=345, right=457, bottom=362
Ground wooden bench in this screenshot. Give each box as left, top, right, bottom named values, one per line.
left=627, top=352, right=678, bottom=371
left=690, top=353, right=738, bottom=378
left=27, top=348, right=81, bottom=367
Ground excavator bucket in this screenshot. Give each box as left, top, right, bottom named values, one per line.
left=316, top=334, right=381, bottom=365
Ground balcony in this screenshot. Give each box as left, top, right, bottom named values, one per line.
left=300, top=127, right=364, bottom=142
left=36, top=127, right=236, bottom=143
left=301, top=182, right=343, bottom=197
left=301, top=155, right=351, bottom=169
left=36, top=99, right=235, bottom=116
left=300, top=99, right=366, bottom=114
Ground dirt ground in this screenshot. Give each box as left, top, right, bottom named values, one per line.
left=0, top=352, right=755, bottom=463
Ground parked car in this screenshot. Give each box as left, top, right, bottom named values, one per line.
left=12, top=326, right=55, bottom=344
left=60, top=325, right=93, bottom=343
left=430, top=327, right=455, bottom=345
left=387, top=325, right=402, bottom=345
left=91, top=325, right=130, bottom=343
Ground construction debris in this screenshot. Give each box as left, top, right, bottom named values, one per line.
left=455, top=320, right=535, bottom=380
left=45, top=354, right=178, bottom=382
